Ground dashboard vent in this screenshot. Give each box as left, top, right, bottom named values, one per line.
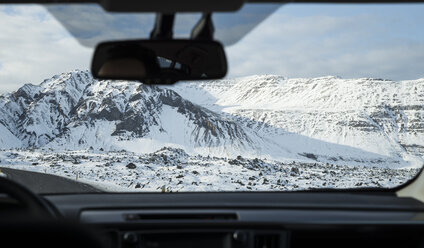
left=254, top=234, right=280, bottom=248
left=124, top=213, right=238, bottom=221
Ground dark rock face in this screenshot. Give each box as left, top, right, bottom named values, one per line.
left=113, top=115, right=148, bottom=136
left=300, top=153, right=318, bottom=161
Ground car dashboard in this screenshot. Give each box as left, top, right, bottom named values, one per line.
left=42, top=192, right=424, bottom=248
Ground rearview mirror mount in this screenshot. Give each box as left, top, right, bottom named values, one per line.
left=91, top=39, right=228, bottom=84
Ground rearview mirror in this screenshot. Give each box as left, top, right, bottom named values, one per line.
left=91, top=39, right=228, bottom=84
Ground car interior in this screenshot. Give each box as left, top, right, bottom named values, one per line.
left=1, top=0, right=424, bottom=248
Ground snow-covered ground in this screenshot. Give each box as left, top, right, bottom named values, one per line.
left=0, top=148, right=419, bottom=192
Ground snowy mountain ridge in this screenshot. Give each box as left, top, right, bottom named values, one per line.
left=1, top=70, right=423, bottom=168
left=169, top=75, right=424, bottom=167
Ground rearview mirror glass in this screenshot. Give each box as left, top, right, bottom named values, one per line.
left=91, top=39, right=227, bottom=84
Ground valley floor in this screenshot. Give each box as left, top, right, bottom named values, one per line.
left=0, top=148, right=420, bottom=192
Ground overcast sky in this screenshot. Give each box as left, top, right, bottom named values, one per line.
left=1, top=3, right=424, bottom=93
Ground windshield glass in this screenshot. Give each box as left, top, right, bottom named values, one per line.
left=0, top=3, right=423, bottom=193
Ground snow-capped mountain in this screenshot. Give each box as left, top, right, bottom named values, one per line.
left=0, top=71, right=252, bottom=154
left=0, top=70, right=423, bottom=168
left=169, top=75, right=424, bottom=167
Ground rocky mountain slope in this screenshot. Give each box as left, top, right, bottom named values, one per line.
left=0, top=70, right=253, bottom=154
left=1, top=70, right=423, bottom=168
left=169, top=75, right=424, bottom=167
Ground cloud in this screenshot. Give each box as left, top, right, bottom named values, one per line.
left=226, top=5, right=424, bottom=80
left=0, top=3, right=279, bottom=94
left=1, top=4, right=424, bottom=95
left=46, top=5, right=156, bottom=44
left=46, top=4, right=280, bottom=47
left=0, top=5, right=92, bottom=93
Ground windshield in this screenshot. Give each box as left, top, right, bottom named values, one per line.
left=0, top=3, right=423, bottom=193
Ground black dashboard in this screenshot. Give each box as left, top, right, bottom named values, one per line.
left=42, top=191, right=424, bottom=248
